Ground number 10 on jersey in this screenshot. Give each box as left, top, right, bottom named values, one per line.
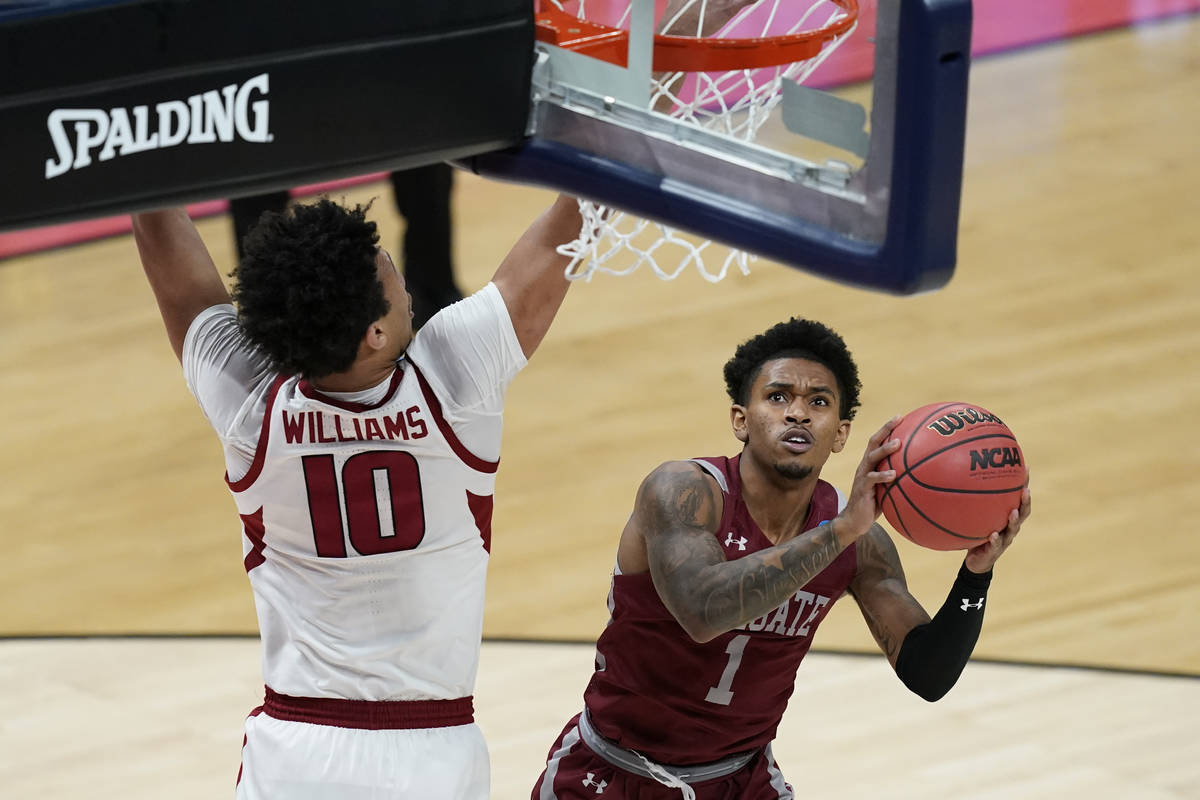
left=302, top=451, right=426, bottom=557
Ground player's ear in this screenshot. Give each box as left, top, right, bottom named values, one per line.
left=730, top=405, right=749, bottom=443
left=831, top=419, right=851, bottom=453
left=363, top=322, right=388, bottom=353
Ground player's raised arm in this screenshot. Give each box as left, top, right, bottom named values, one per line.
left=131, top=207, right=231, bottom=361
left=632, top=461, right=837, bottom=643
left=632, top=416, right=901, bottom=642
left=489, top=194, right=581, bottom=358
left=849, top=488, right=1031, bottom=701
left=846, top=525, right=932, bottom=665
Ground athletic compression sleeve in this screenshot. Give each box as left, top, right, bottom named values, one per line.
left=894, top=563, right=993, bottom=702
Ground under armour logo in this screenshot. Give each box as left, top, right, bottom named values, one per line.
left=724, top=532, right=747, bottom=550
left=961, top=597, right=985, bottom=611
left=582, top=773, right=608, bottom=794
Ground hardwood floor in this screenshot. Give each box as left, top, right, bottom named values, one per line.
left=2, top=638, right=1196, bottom=799
left=1, top=14, right=1198, bottom=799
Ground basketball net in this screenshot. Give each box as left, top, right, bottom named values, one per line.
left=541, top=0, right=860, bottom=282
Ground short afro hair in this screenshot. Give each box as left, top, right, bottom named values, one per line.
left=231, top=197, right=385, bottom=377
left=723, top=318, right=862, bottom=420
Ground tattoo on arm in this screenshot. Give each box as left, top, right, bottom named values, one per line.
left=641, top=464, right=846, bottom=640
left=850, top=526, right=930, bottom=664
left=641, top=465, right=725, bottom=579
left=859, top=596, right=902, bottom=662
left=696, top=526, right=842, bottom=634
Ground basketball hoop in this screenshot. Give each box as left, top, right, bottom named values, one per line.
left=536, top=0, right=861, bottom=283
left=536, top=0, right=858, bottom=72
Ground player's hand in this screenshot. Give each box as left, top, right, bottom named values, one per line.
left=830, top=415, right=902, bottom=547
left=964, top=483, right=1031, bottom=573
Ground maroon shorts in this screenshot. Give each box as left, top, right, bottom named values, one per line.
left=531, top=713, right=795, bottom=799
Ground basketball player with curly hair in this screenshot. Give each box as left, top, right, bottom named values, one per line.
left=131, top=191, right=581, bottom=799
left=230, top=164, right=464, bottom=328
left=532, top=318, right=1031, bottom=799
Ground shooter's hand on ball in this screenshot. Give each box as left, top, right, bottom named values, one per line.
left=830, top=415, right=902, bottom=547
left=965, top=485, right=1031, bottom=574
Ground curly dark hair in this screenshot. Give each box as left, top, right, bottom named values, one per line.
left=231, top=197, right=385, bottom=377
left=723, top=318, right=862, bottom=420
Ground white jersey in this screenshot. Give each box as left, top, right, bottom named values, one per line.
left=183, top=283, right=526, bottom=702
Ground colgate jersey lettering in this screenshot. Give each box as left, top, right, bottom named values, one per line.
left=740, top=587, right=831, bottom=637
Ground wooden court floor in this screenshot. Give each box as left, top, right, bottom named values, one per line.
left=1, top=14, right=1198, bottom=799
left=3, top=639, right=1197, bottom=799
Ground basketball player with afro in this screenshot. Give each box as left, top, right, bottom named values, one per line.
left=533, top=318, right=1032, bottom=799
left=132, top=192, right=581, bottom=798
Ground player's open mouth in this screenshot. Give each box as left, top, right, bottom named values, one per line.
left=781, top=429, right=812, bottom=452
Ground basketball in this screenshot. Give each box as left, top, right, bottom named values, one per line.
left=876, top=402, right=1027, bottom=551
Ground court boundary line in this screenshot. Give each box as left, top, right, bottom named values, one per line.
left=2, top=633, right=1196, bottom=681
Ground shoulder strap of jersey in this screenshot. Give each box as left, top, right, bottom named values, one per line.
left=689, top=458, right=729, bottom=494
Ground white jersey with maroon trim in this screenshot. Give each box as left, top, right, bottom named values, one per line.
left=183, top=283, right=525, bottom=702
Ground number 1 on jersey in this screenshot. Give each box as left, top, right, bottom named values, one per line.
left=705, top=633, right=750, bottom=706
left=302, top=451, right=426, bottom=557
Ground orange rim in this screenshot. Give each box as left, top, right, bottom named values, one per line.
left=535, top=0, right=858, bottom=72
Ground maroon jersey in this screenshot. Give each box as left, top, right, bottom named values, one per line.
left=583, top=455, right=856, bottom=765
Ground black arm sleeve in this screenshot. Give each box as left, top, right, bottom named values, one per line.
left=894, top=563, right=993, bottom=702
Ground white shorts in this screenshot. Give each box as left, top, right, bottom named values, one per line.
left=236, top=711, right=490, bottom=799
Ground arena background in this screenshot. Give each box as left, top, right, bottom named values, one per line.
left=1, top=2, right=1197, bottom=798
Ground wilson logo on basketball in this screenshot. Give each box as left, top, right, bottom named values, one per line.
left=44, top=73, right=272, bottom=180
left=969, top=447, right=1022, bottom=471
left=925, top=407, right=1005, bottom=437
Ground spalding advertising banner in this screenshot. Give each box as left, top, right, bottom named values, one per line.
left=0, top=0, right=533, bottom=232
